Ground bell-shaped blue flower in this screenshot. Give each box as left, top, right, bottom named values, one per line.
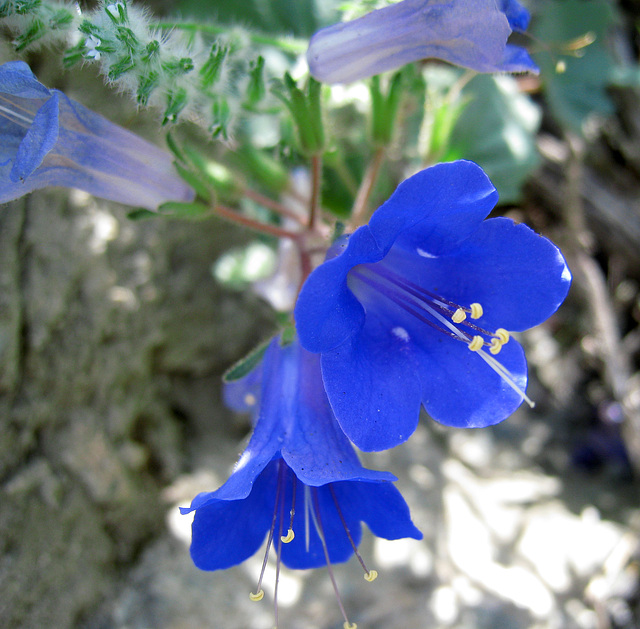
left=181, top=336, right=422, bottom=594
left=295, top=160, right=572, bottom=452
left=307, top=0, right=538, bottom=84
left=0, top=61, right=194, bottom=209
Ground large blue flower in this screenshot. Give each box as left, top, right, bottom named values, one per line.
left=0, top=61, right=194, bottom=209
left=307, top=0, right=538, bottom=85
left=295, top=160, right=572, bottom=452
left=181, top=336, right=422, bottom=579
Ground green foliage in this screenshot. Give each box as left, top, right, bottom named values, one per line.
left=445, top=74, right=541, bottom=205
left=223, top=334, right=273, bottom=383
left=172, top=0, right=343, bottom=37
left=370, top=70, right=406, bottom=146
left=532, top=0, right=619, bottom=134
left=272, top=74, right=325, bottom=155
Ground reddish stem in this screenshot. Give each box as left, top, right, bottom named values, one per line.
left=214, top=203, right=301, bottom=240
left=243, top=187, right=305, bottom=225
left=308, top=153, right=323, bottom=230
left=348, top=146, right=385, bottom=229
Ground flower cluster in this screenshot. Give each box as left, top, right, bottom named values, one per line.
left=0, top=1, right=575, bottom=627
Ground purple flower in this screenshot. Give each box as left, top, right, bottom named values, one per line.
left=181, top=337, right=421, bottom=599
left=295, top=160, right=571, bottom=452
left=0, top=61, right=194, bottom=209
left=307, top=0, right=538, bottom=84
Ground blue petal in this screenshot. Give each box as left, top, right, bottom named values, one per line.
left=498, top=0, right=530, bottom=31
left=307, top=0, right=519, bottom=84
left=295, top=226, right=381, bottom=353
left=416, top=331, right=528, bottom=428
left=500, top=44, right=539, bottom=74
left=296, top=161, right=498, bottom=355
left=281, top=341, right=396, bottom=483
left=282, top=479, right=422, bottom=569
left=0, top=61, right=51, bottom=98
left=250, top=337, right=396, bottom=484
left=390, top=217, right=572, bottom=333
left=321, top=315, right=423, bottom=452
left=51, top=93, right=194, bottom=208
left=332, top=480, right=423, bottom=541
left=9, top=91, right=59, bottom=182
left=188, top=461, right=278, bottom=570
left=369, top=161, right=498, bottom=255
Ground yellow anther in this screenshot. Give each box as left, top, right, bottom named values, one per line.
left=249, top=590, right=264, bottom=602
left=489, top=338, right=502, bottom=355
left=494, top=328, right=510, bottom=345
left=244, top=393, right=257, bottom=406
left=468, top=335, right=484, bottom=352
left=452, top=308, right=466, bottom=324
left=343, top=623, right=357, bottom=629
left=364, top=570, right=378, bottom=582
left=281, top=529, right=295, bottom=543
left=470, top=303, right=483, bottom=319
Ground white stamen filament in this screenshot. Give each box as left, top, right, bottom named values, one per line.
left=0, top=102, right=34, bottom=125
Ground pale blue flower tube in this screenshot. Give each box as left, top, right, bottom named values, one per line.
left=307, top=0, right=538, bottom=84
left=0, top=61, right=194, bottom=209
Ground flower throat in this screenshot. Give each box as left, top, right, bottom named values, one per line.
left=349, top=263, right=535, bottom=408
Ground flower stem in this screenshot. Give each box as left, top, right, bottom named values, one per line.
left=243, top=187, right=305, bottom=225
left=349, top=146, right=385, bottom=229
left=214, top=204, right=300, bottom=240
left=308, top=153, right=323, bottom=230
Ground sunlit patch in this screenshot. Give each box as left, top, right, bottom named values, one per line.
left=416, top=247, right=438, bottom=258
left=392, top=326, right=410, bottom=342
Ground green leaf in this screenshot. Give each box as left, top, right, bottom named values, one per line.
left=445, top=74, right=541, bottom=204
left=223, top=335, right=273, bottom=383
left=532, top=0, right=618, bottom=133
left=157, top=200, right=211, bottom=218
left=127, top=208, right=157, bottom=221
left=172, top=161, right=212, bottom=202
left=171, top=0, right=343, bottom=38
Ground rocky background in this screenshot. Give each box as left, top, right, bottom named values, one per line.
left=2, top=1, right=640, bottom=629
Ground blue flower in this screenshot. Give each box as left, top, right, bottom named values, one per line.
left=181, top=336, right=421, bottom=618
left=0, top=61, right=194, bottom=209
left=295, top=160, right=571, bottom=452
left=307, top=0, right=538, bottom=84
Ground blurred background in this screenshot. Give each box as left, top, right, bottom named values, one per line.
left=1, top=0, right=640, bottom=627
